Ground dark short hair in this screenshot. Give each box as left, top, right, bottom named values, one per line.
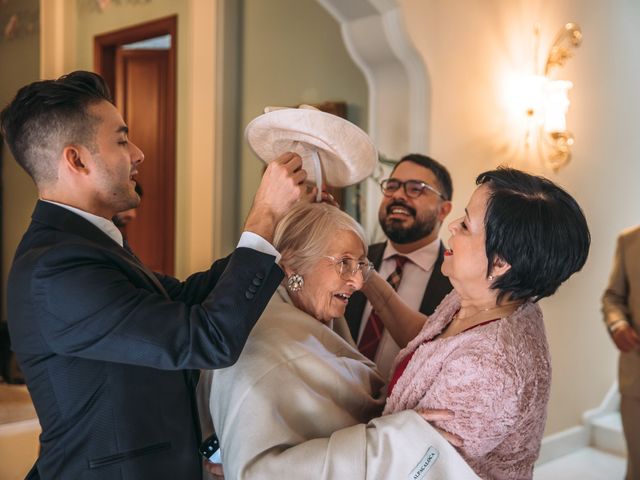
left=392, top=153, right=453, bottom=201
left=477, top=167, right=590, bottom=302
left=0, top=71, right=112, bottom=186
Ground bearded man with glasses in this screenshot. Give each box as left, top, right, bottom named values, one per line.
left=345, top=153, right=454, bottom=379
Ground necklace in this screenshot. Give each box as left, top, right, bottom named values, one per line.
left=452, top=302, right=523, bottom=329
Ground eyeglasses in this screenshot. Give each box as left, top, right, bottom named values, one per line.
left=324, top=256, right=374, bottom=281
left=380, top=178, right=446, bottom=200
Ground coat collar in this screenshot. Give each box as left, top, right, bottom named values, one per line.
left=41, top=200, right=123, bottom=246
left=31, top=200, right=169, bottom=298
left=32, top=200, right=123, bottom=252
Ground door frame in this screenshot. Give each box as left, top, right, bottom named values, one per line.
left=94, top=16, right=177, bottom=273
left=94, top=15, right=177, bottom=105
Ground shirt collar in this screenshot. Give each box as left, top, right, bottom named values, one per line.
left=42, top=200, right=124, bottom=247
left=382, top=238, right=441, bottom=272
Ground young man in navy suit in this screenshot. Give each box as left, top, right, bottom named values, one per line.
left=345, top=154, right=454, bottom=379
left=1, top=71, right=309, bottom=479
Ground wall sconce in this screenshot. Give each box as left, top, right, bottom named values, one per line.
left=509, top=23, right=582, bottom=172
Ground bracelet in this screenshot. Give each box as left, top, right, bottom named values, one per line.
left=608, top=319, right=629, bottom=334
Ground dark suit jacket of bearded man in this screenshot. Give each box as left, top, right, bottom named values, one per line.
left=7, top=200, right=283, bottom=480
left=344, top=241, right=452, bottom=343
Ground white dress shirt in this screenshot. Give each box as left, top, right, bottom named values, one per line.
left=42, top=200, right=280, bottom=261
left=44, top=200, right=125, bottom=245
left=357, top=238, right=440, bottom=379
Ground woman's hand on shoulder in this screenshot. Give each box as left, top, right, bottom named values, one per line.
left=417, top=408, right=464, bottom=447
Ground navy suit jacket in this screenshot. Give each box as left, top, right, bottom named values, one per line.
left=344, top=241, right=452, bottom=343
left=8, top=201, right=283, bottom=479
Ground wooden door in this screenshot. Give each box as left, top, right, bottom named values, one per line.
left=115, top=48, right=175, bottom=274
left=95, top=16, right=176, bottom=276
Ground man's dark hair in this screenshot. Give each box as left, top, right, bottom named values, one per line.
left=393, top=153, right=453, bottom=201
left=477, top=167, right=590, bottom=302
left=0, top=71, right=112, bottom=186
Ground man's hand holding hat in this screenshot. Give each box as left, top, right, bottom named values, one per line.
left=244, top=152, right=309, bottom=243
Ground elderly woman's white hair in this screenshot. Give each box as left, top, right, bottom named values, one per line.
left=273, top=202, right=367, bottom=275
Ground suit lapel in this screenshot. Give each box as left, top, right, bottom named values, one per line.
left=344, top=242, right=386, bottom=341
left=418, top=242, right=453, bottom=315
left=31, top=201, right=169, bottom=298
left=368, top=242, right=386, bottom=270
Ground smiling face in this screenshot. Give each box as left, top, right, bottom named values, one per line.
left=442, top=184, right=495, bottom=297
left=85, top=100, right=144, bottom=218
left=378, top=161, right=450, bottom=251
left=287, top=230, right=366, bottom=323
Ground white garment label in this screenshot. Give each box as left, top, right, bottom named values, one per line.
left=408, top=446, right=439, bottom=480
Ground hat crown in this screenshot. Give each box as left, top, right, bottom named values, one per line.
left=245, top=107, right=378, bottom=188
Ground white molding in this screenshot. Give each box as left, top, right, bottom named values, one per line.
left=183, top=0, right=217, bottom=270
left=213, top=0, right=241, bottom=257
left=536, top=382, right=622, bottom=465
left=316, top=0, right=428, bottom=239
left=39, top=0, right=77, bottom=79
left=536, top=425, right=590, bottom=465
left=583, top=381, right=620, bottom=423
left=380, top=8, right=429, bottom=153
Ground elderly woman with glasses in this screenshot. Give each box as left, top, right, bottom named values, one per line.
left=206, top=202, right=478, bottom=479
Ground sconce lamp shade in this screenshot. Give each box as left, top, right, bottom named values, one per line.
left=543, top=79, right=572, bottom=133
left=509, top=76, right=572, bottom=133
left=505, top=23, right=582, bottom=172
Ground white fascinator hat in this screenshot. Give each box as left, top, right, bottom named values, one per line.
left=245, top=105, right=378, bottom=200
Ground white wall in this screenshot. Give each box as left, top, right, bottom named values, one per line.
left=398, top=0, right=640, bottom=434
left=1, top=0, right=40, bottom=319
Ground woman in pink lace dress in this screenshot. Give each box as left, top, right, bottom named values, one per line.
left=363, top=167, right=590, bottom=479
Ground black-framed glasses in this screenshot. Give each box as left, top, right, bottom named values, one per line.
left=324, top=256, right=374, bottom=281
left=380, top=178, right=446, bottom=200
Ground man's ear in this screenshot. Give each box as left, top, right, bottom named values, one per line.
left=438, top=200, right=453, bottom=222
left=490, top=256, right=511, bottom=278
left=62, top=145, right=88, bottom=174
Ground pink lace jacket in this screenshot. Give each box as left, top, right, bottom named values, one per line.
left=384, top=291, right=551, bottom=480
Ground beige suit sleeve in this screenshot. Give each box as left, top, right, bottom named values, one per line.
left=227, top=411, right=478, bottom=480
left=361, top=411, right=479, bottom=479
left=602, top=234, right=631, bottom=329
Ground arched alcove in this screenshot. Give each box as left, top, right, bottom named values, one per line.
left=317, top=0, right=430, bottom=240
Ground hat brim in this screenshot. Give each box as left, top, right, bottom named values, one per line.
left=245, top=109, right=377, bottom=188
